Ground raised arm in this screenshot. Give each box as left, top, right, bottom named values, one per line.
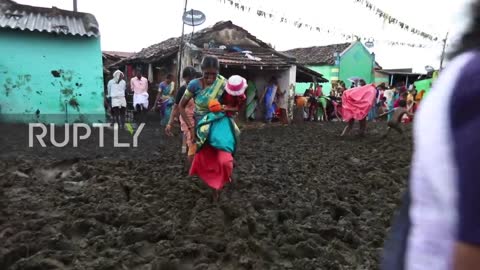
left=377, top=109, right=394, bottom=119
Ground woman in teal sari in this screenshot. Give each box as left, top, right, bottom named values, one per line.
left=154, top=74, right=175, bottom=126
left=179, top=56, right=237, bottom=200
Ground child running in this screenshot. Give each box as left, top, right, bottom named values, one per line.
left=378, top=100, right=413, bottom=137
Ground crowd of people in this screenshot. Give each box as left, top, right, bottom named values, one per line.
left=292, top=79, right=426, bottom=137
left=104, top=56, right=247, bottom=201
left=103, top=32, right=480, bottom=270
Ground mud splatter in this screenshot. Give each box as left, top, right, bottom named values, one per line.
left=61, top=88, right=74, bottom=97
left=68, top=98, right=80, bottom=111
left=51, top=70, right=61, bottom=78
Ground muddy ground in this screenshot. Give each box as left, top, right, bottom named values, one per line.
left=0, top=122, right=411, bottom=270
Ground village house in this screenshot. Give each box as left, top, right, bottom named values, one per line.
left=102, top=51, right=133, bottom=90
left=0, top=0, right=104, bottom=124
left=283, top=41, right=377, bottom=95
left=113, top=21, right=327, bottom=121
left=103, top=51, right=134, bottom=72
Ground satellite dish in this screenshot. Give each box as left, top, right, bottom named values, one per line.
left=183, top=9, right=206, bottom=26
left=365, top=41, right=374, bottom=48
left=425, top=65, right=435, bottom=73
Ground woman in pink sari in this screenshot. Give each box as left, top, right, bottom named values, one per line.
left=340, top=80, right=377, bottom=137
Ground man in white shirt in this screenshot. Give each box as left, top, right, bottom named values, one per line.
left=130, top=69, right=149, bottom=123
left=383, top=88, right=395, bottom=121
left=108, top=70, right=127, bottom=128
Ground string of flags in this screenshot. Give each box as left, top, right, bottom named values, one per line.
left=352, top=0, right=439, bottom=41
left=217, top=0, right=432, bottom=48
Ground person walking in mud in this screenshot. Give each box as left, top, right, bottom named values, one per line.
left=130, top=69, right=149, bottom=125
left=154, top=74, right=175, bottom=126
left=179, top=56, right=238, bottom=201
left=340, top=80, right=376, bottom=137
left=165, top=67, right=201, bottom=169
left=260, top=77, right=278, bottom=124
left=382, top=2, right=480, bottom=269
left=276, top=83, right=289, bottom=125
left=377, top=100, right=413, bottom=137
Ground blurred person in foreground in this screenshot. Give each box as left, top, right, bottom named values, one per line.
left=381, top=2, right=480, bottom=269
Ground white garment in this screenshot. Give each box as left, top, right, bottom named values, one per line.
left=111, top=96, right=127, bottom=108
left=384, top=89, right=394, bottom=104
left=406, top=52, right=474, bottom=270
left=133, top=92, right=149, bottom=110
left=107, top=80, right=113, bottom=98
left=108, top=70, right=125, bottom=98
left=110, top=80, right=126, bottom=98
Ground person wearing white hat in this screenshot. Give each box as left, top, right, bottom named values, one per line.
left=222, top=75, right=248, bottom=117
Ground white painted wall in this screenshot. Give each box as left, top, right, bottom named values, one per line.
left=252, top=66, right=296, bottom=121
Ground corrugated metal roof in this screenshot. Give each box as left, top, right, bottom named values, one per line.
left=0, top=0, right=99, bottom=37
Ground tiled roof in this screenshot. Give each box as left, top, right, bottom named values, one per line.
left=283, top=43, right=352, bottom=65
left=114, top=20, right=327, bottom=82
left=121, top=21, right=292, bottom=65
left=0, top=0, right=99, bottom=37
left=103, top=51, right=134, bottom=59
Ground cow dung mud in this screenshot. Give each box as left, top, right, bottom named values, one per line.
left=0, top=122, right=411, bottom=270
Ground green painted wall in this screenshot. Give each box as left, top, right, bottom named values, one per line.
left=0, top=29, right=104, bottom=124
left=296, top=65, right=333, bottom=95
left=375, top=72, right=390, bottom=85
left=414, top=78, right=433, bottom=96
left=339, top=42, right=374, bottom=85
left=294, top=42, right=374, bottom=96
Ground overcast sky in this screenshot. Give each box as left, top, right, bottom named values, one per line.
left=16, top=0, right=472, bottom=72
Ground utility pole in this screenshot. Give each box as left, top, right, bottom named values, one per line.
left=73, top=0, right=77, bottom=12
left=439, top=32, right=449, bottom=71
left=176, top=0, right=188, bottom=87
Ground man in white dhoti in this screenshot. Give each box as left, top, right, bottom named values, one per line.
left=130, top=69, right=149, bottom=123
